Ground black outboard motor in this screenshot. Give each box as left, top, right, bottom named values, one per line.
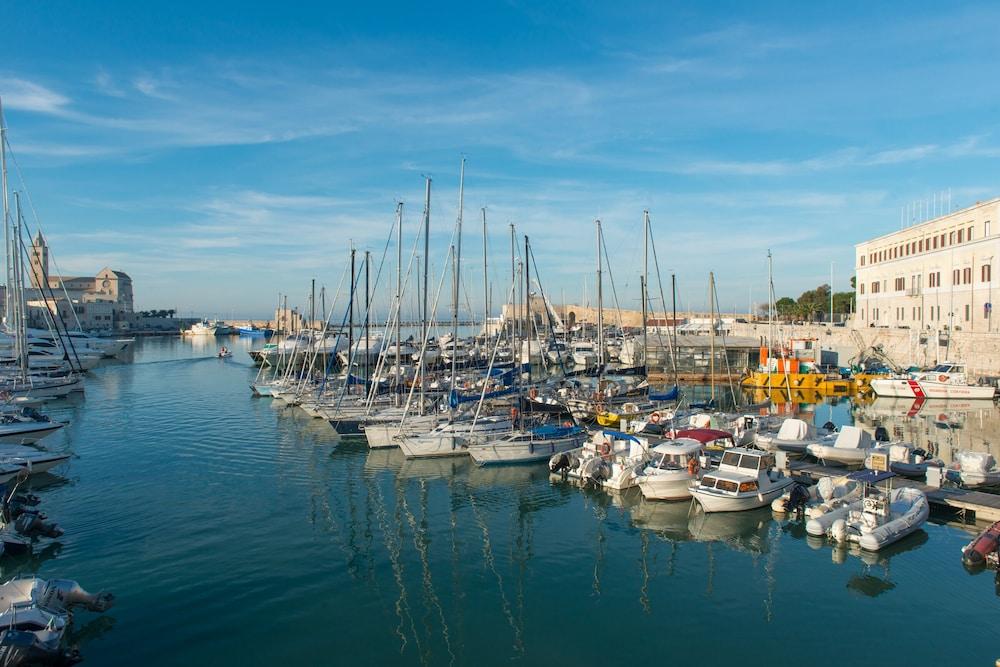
left=14, top=512, right=63, bottom=539
left=549, top=453, right=571, bottom=474
left=785, top=482, right=811, bottom=514
left=822, top=421, right=836, bottom=432
left=874, top=426, right=890, bottom=443
left=0, top=629, right=80, bottom=666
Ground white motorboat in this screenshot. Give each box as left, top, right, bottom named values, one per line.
left=828, top=472, right=929, bottom=551
left=548, top=430, right=650, bottom=491
left=806, top=426, right=873, bottom=466
left=946, top=450, right=1000, bottom=488
left=182, top=320, right=218, bottom=336
left=864, top=442, right=940, bottom=479
left=690, top=448, right=795, bottom=513
left=467, top=424, right=584, bottom=465
left=635, top=438, right=705, bottom=501
left=870, top=362, right=996, bottom=399
left=0, top=576, right=113, bottom=664
left=756, top=418, right=832, bottom=454
left=365, top=413, right=444, bottom=449
left=0, top=445, right=71, bottom=474
left=570, top=340, right=599, bottom=367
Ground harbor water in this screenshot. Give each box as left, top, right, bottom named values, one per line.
left=25, top=337, right=1000, bottom=664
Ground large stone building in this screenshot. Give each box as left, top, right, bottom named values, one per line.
left=855, top=197, right=1000, bottom=333
left=21, top=232, right=135, bottom=331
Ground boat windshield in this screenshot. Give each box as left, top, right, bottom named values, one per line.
left=931, top=364, right=953, bottom=373
left=721, top=451, right=742, bottom=467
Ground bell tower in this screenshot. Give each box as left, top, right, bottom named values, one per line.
left=29, top=232, right=48, bottom=288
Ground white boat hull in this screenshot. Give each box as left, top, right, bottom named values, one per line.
left=692, top=478, right=794, bottom=513
left=871, top=378, right=995, bottom=400
left=468, top=435, right=582, bottom=465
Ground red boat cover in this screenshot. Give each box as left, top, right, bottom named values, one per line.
left=674, top=428, right=735, bottom=444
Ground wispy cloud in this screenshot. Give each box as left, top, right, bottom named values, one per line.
left=0, top=78, right=70, bottom=114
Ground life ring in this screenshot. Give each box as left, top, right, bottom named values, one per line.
left=649, top=411, right=661, bottom=424
left=529, top=387, right=539, bottom=399
left=687, top=457, right=700, bottom=476
left=938, top=375, right=948, bottom=382
left=598, top=440, right=612, bottom=459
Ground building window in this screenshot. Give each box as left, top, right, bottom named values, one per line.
left=941, top=233, right=946, bottom=246
left=983, top=264, right=992, bottom=282
left=958, top=229, right=964, bottom=243
left=964, top=267, right=972, bottom=284
left=860, top=256, right=865, bottom=267
left=871, top=281, right=880, bottom=294
left=894, top=277, right=906, bottom=291
left=986, top=221, right=991, bottom=237
left=965, top=304, right=971, bottom=321
left=918, top=239, right=923, bottom=252
left=860, top=283, right=865, bottom=295
left=953, top=269, right=961, bottom=285
left=968, top=226, right=974, bottom=241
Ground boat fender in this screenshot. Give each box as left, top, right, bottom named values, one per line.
left=687, top=457, right=699, bottom=476
left=830, top=519, right=848, bottom=543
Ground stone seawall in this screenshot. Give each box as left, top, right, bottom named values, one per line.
left=729, top=322, right=1000, bottom=377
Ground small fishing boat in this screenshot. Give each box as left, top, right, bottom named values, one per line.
left=238, top=324, right=273, bottom=338
left=962, top=520, right=1000, bottom=569
left=690, top=448, right=795, bottom=513
left=182, top=319, right=218, bottom=336
left=635, top=438, right=705, bottom=501
left=0, top=409, right=64, bottom=445
left=217, top=347, right=232, bottom=359
left=828, top=470, right=929, bottom=551
left=806, top=425, right=873, bottom=466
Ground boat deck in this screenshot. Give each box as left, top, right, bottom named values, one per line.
left=786, top=460, right=1000, bottom=522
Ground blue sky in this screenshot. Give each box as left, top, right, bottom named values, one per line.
left=3, top=1, right=1000, bottom=319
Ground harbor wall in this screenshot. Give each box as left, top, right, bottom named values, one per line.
left=728, top=321, right=1000, bottom=377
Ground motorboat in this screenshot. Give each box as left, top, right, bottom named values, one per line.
left=828, top=471, right=929, bottom=551
left=864, top=442, right=940, bottom=479
left=0, top=576, right=113, bottom=664
left=756, top=418, right=833, bottom=454
left=467, top=424, right=585, bottom=465
left=806, top=426, right=873, bottom=466
left=690, top=448, right=795, bottom=512
left=549, top=429, right=650, bottom=491
left=635, top=438, right=704, bottom=501
left=182, top=319, right=218, bottom=336
left=870, top=362, right=996, bottom=399
left=570, top=340, right=599, bottom=367
left=217, top=347, right=232, bottom=359
left=0, top=446, right=71, bottom=475
left=946, top=451, right=1000, bottom=488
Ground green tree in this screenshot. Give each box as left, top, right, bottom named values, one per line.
left=775, top=297, right=797, bottom=320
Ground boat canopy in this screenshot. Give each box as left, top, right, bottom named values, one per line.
left=674, top=428, right=734, bottom=444
left=651, top=439, right=703, bottom=455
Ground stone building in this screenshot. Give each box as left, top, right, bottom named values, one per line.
left=20, top=232, right=135, bottom=331
left=855, top=197, right=1000, bottom=333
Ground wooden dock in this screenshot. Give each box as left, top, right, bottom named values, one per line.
left=786, top=460, right=1000, bottom=522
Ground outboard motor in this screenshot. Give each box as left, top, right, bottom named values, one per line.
left=14, top=512, right=63, bottom=539
left=0, top=629, right=79, bottom=667
left=874, top=426, right=890, bottom=443
left=38, top=579, right=115, bottom=613
left=785, top=483, right=811, bottom=515
left=549, top=453, right=571, bottom=475
left=821, top=421, right=836, bottom=432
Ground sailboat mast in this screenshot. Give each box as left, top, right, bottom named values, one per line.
left=671, top=273, right=678, bottom=387
left=349, top=246, right=355, bottom=380
left=510, top=222, right=516, bottom=346
left=482, top=207, right=488, bottom=334
left=12, top=192, right=26, bottom=380
left=596, top=219, right=604, bottom=367
left=395, top=202, right=403, bottom=405
left=365, top=250, right=370, bottom=383
left=0, top=99, right=10, bottom=331
left=709, top=271, right=716, bottom=402
left=525, top=234, right=531, bottom=389
left=642, top=209, right=649, bottom=369
left=420, top=177, right=431, bottom=412
left=451, top=158, right=464, bottom=406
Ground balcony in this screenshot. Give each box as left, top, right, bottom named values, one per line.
left=905, top=287, right=921, bottom=297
